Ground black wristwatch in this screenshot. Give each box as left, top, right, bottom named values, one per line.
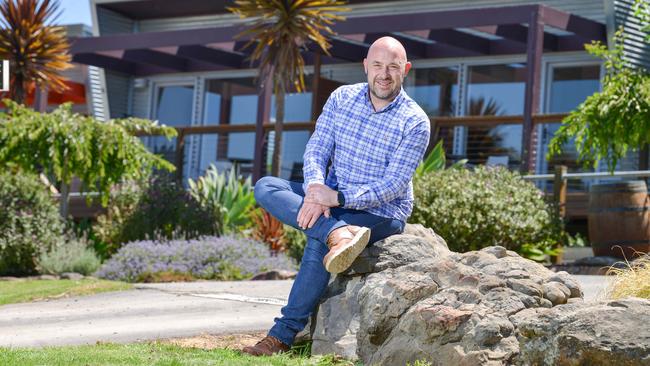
left=337, top=191, right=345, bottom=207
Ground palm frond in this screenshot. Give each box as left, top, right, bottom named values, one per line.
left=228, top=0, right=349, bottom=93
left=0, top=0, right=72, bottom=104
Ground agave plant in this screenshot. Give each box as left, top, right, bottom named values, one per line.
left=228, top=0, right=349, bottom=177
left=415, top=140, right=467, bottom=178
left=0, top=0, right=72, bottom=105
left=188, top=164, right=256, bottom=234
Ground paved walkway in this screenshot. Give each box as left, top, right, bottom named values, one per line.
left=0, top=276, right=612, bottom=348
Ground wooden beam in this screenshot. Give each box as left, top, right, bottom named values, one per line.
left=521, top=9, right=544, bottom=173
left=253, top=69, right=273, bottom=183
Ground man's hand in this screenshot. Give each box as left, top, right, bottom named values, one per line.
left=297, top=201, right=331, bottom=230
left=304, top=183, right=339, bottom=207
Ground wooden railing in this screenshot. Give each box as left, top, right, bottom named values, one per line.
left=138, top=113, right=571, bottom=181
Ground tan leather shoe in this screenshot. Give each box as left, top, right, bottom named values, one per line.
left=323, top=225, right=371, bottom=274
left=241, top=335, right=290, bottom=356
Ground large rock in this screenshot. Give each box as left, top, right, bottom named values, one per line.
left=309, top=224, right=650, bottom=366
left=513, top=298, right=650, bottom=365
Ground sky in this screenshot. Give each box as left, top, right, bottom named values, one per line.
left=56, top=0, right=92, bottom=26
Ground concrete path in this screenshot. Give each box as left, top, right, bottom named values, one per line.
left=0, top=280, right=292, bottom=348
left=0, top=276, right=612, bottom=348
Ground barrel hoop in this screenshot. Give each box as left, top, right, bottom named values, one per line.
left=589, top=206, right=650, bottom=213
left=590, top=187, right=649, bottom=193
left=591, top=240, right=650, bottom=248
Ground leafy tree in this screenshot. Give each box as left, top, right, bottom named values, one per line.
left=547, top=1, right=650, bottom=172
left=0, top=0, right=72, bottom=104
left=0, top=100, right=176, bottom=218
left=228, top=0, right=349, bottom=177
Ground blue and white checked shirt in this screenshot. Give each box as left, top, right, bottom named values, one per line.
left=302, top=83, right=430, bottom=222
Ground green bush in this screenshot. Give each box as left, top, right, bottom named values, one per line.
left=410, top=166, right=561, bottom=257
left=39, top=235, right=102, bottom=276
left=283, top=224, right=307, bottom=264
left=94, top=173, right=220, bottom=258
left=0, top=172, right=65, bottom=275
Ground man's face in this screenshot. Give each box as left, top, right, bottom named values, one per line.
left=363, top=46, right=411, bottom=102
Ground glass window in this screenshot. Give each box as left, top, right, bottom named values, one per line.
left=148, top=84, right=194, bottom=178
left=199, top=77, right=313, bottom=180
left=541, top=64, right=601, bottom=188
left=464, top=63, right=527, bottom=169
left=404, top=66, right=458, bottom=117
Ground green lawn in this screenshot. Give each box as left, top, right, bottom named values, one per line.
left=0, top=343, right=357, bottom=366
left=0, top=278, right=132, bottom=306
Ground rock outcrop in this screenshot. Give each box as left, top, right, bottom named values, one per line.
left=308, top=224, right=650, bottom=366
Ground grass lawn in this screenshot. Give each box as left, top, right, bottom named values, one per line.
left=0, top=342, right=358, bottom=366
left=0, top=278, right=132, bottom=306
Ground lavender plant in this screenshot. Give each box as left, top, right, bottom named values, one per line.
left=95, top=236, right=297, bottom=282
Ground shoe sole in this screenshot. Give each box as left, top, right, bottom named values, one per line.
left=324, top=227, right=371, bottom=274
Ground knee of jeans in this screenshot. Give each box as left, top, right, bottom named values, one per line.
left=253, top=176, right=276, bottom=204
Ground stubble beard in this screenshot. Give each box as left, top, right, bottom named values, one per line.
left=370, top=77, right=401, bottom=101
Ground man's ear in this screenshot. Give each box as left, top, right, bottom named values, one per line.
left=363, top=58, right=368, bottom=74
left=404, top=61, right=412, bottom=76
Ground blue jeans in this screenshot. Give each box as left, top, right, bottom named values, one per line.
left=253, top=176, right=405, bottom=346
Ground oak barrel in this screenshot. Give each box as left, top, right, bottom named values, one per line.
left=588, top=181, right=650, bottom=258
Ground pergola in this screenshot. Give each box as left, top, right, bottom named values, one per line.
left=70, top=4, right=607, bottom=180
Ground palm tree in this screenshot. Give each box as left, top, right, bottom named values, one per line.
left=0, top=0, right=72, bottom=105
left=228, top=0, right=349, bottom=177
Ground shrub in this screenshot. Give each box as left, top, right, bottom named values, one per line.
left=39, top=235, right=101, bottom=276
left=250, top=208, right=286, bottom=253
left=188, top=164, right=255, bottom=234
left=284, top=225, right=307, bottom=264
left=410, top=166, right=562, bottom=256
left=94, top=173, right=220, bottom=258
left=95, top=236, right=297, bottom=282
left=0, top=172, right=65, bottom=275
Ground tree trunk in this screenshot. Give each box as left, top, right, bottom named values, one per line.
left=271, top=87, right=285, bottom=177
left=59, top=165, right=70, bottom=219
left=13, top=75, right=25, bottom=106
left=59, top=181, right=70, bottom=219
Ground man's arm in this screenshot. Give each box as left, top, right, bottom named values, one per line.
left=339, top=118, right=430, bottom=210
left=302, top=92, right=337, bottom=192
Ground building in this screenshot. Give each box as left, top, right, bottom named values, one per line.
left=70, top=0, right=649, bottom=187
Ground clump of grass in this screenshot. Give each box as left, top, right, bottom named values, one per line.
left=605, top=255, right=650, bottom=299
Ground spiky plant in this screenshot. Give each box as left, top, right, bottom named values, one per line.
left=228, top=0, right=349, bottom=177
left=0, top=0, right=72, bottom=105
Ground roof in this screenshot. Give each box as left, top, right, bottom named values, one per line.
left=70, top=4, right=607, bottom=76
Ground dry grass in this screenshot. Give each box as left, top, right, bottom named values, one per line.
left=605, top=255, right=650, bottom=300
left=162, top=331, right=267, bottom=350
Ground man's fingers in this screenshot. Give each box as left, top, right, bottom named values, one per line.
left=307, top=209, right=321, bottom=229
left=297, top=204, right=306, bottom=228
left=324, top=208, right=331, bottom=218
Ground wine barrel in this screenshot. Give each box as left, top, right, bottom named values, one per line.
left=588, top=181, right=650, bottom=258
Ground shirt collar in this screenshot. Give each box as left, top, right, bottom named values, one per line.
left=365, top=83, right=405, bottom=114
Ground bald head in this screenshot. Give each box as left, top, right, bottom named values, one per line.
left=363, top=36, right=411, bottom=109
left=367, top=36, right=408, bottom=63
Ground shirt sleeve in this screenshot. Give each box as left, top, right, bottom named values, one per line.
left=340, top=117, right=430, bottom=210
left=302, top=91, right=337, bottom=192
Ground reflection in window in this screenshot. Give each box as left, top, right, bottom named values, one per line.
left=199, top=77, right=312, bottom=180
left=405, top=66, right=458, bottom=117
left=148, top=84, right=194, bottom=180
left=541, top=65, right=601, bottom=188
left=465, top=63, right=526, bottom=169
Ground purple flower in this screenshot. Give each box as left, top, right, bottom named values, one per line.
left=95, top=235, right=297, bottom=282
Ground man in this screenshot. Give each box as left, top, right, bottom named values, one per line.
left=243, top=36, right=430, bottom=356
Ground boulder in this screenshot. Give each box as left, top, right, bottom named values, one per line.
left=250, top=269, right=297, bottom=281
left=309, top=224, right=650, bottom=366
left=60, top=272, right=84, bottom=280
left=512, top=298, right=650, bottom=365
